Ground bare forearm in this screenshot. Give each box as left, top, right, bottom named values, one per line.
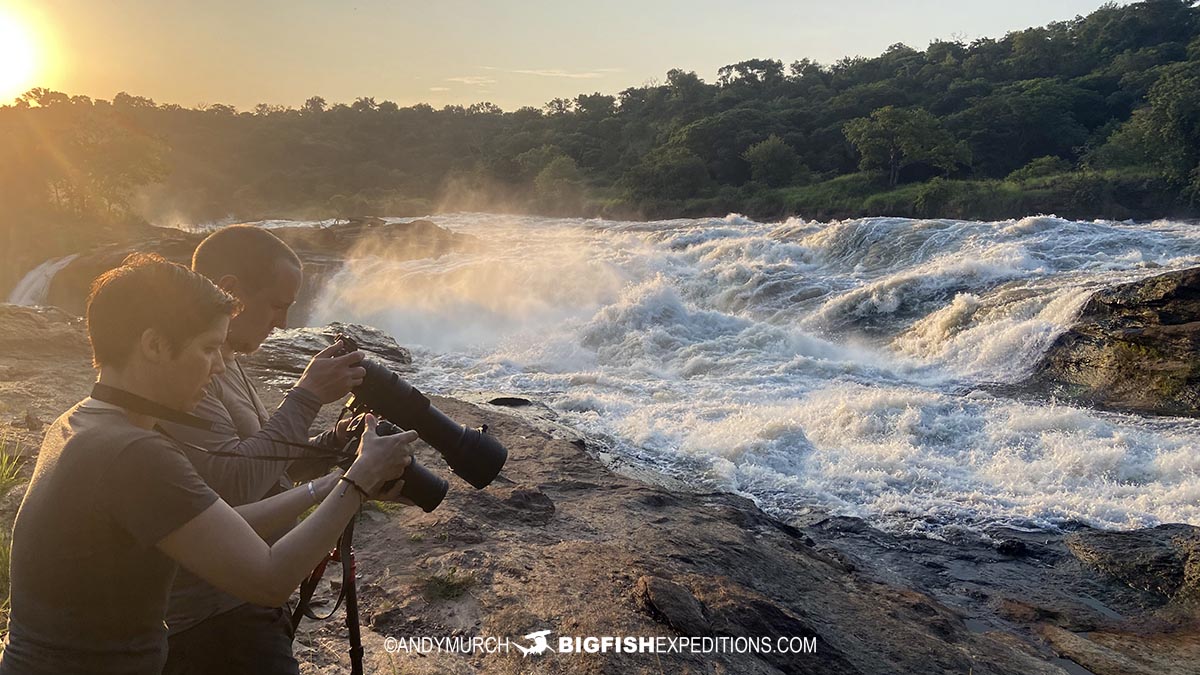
left=160, top=426, right=412, bottom=609
left=258, top=476, right=368, bottom=601
left=233, top=471, right=341, bottom=538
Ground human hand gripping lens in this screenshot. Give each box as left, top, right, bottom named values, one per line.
left=333, top=333, right=509, bottom=512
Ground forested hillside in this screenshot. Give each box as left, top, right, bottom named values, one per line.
left=4, top=0, right=1200, bottom=226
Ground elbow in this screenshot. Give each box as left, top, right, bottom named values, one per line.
left=241, top=582, right=293, bottom=608
left=230, top=561, right=298, bottom=607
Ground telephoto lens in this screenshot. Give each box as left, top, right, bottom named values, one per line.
left=341, top=414, right=448, bottom=512
left=375, top=420, right=449, bottom=512
left=335, top=333, right=509, bottom=499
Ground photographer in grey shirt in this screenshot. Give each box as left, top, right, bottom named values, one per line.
left=161, top=226, right=368, bottom=675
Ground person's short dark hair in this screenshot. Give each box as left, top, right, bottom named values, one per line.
left=191, top=225, right=302, bottom=291
left=87, top=253, right=240, bottom=368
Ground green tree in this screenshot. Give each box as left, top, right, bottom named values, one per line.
left=515, top=144, right=567, bottom=180
left=717, top=59, right=785, bottom=87
left=544, top=98, right=574, bottom=116
left=622, top=147, right=712, bottom=200
left=1007, top=156, right=1073, bottom=182
left=1091, top=58, right=1200, bottom=199
left=742, top=135, right=803, bottom=187
left=843, top=106, right=969, bottom=186
left=534, top=156, right=585, bottom=210
left=302, top=96, right=327, bottom=114
left=574, top=92, right=616, bottom=118
left=1141, top=61, right=1200, bottom=191
left=948, top=79, right=1094, bottom=176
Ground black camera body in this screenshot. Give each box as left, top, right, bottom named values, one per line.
left=334, top=334, right=508, bottom=511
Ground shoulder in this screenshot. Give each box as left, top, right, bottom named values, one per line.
left=105, top=433, right=217, bottom=500
left=60, top=402, right=162, bottom=450
left=113, top=434, right=195, bottom=469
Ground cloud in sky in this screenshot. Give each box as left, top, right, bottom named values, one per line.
left=447, top=76, right=496, bottom=86
left=479, top=66, right=624, bottom=79
left=511, top=68, right=621, bottom=79
left=429, top=86, right=450, bottom=92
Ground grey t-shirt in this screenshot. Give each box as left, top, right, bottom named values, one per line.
left=161, top=356, right=339, bottom=636
left=0, top=400, right=219, bottom=675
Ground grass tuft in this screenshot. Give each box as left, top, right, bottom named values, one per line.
left=0, top=439, right=26, bottom=498
left=0, top=434, right=26, bottom=645
left=421, top=566, right=475, bottom=601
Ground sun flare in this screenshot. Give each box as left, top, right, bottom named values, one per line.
left=0, top=9, right=38, bottom=102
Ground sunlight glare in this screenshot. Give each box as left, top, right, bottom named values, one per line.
left=0, top=9, right=37, bottom=102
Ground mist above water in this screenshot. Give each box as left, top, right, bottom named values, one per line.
left=303, top=212, right=1200, bottom=534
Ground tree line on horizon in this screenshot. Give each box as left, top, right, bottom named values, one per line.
left=3, top=0, right=1200, bottom=227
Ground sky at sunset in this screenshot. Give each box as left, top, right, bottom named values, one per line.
left=2, top=0, right=1129, bottom=111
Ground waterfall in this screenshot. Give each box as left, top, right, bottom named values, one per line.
left=6, top=254, right=79, bottom=306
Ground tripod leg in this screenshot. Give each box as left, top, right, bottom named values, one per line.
left=342, top=518, right=365, bottom=675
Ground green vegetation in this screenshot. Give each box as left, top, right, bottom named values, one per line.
left=0, top=436, right=28, bottom=640
left=843, top=107, right=968, bottom=187
left=0, top=442, right=25, bottom=499
left=3, top=0, right=1200, bottom=228
left=421, top=566, right=475, bottom=601
left=0, top=531, right=10, bottom=640
left=370, top=500, right=409, bottom=516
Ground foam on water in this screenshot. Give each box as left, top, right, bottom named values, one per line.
left=302, top=212, right=1200, bottom=533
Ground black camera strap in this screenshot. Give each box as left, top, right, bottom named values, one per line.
left=91, top=383, right=216, bottom=431
left=90, top=382, right=347, bottom=462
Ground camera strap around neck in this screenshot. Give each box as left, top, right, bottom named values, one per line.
left=91, top=383, right=349, bottom=462
left=90, top=383, right=215, bottom=431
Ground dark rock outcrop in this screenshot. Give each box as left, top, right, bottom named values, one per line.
left=1066, top=524, right=1200, bottom=601
left=1023, top=267, right=1200, bottom=416
left=1, top=219, right=163, bottom=304
left=241, top=323, right=413, bottom=381
left=634, top=575, right=711, bottom=636
left=38, top=219, right=469, bottom=321
left=44, top=229, right=200, bottom=312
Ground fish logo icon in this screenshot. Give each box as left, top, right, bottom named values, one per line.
left=514, top=629, right=552, bottom=657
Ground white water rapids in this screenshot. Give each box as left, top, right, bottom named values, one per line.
left=175, top=214, right=1200, bottom=533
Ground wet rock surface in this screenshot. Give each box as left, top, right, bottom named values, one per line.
left=1021, top=267, right=1200, bottom=417
left=1066, top=524, right=1200, bottom=601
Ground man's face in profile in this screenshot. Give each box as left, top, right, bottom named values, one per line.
left=225, top=260, right=302, bottom=353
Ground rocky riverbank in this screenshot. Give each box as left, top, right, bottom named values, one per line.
left=0, top=303, right=1196, bottom=674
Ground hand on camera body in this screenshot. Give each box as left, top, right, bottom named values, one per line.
left=345, top=414, right=418, bottom=501
left=297, top=340, right=367, bottom=404
left=332, top=415, right=355, bottom=445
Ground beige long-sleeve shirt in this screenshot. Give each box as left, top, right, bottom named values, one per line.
left=160, top=354, right=341, bottom=635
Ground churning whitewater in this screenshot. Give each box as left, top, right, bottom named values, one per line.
left=296, top=213, right=1200, bottom=535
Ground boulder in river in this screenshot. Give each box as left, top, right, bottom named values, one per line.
left=1022, top=267, right=1200, bottom=417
